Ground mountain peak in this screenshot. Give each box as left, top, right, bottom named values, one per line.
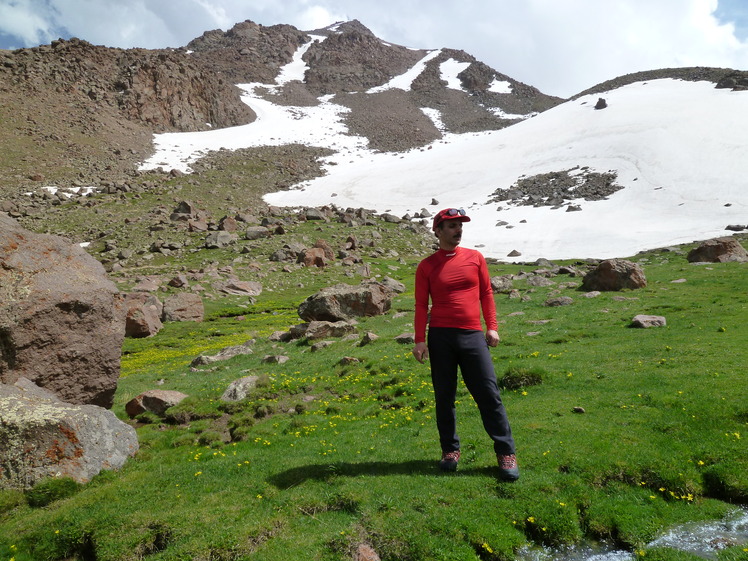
left=308, top=19, right=375, bottom=37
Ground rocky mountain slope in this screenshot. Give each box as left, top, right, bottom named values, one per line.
left=0, top=19, right=559, bottom=200
left=1, top=18, right=745, bottom=265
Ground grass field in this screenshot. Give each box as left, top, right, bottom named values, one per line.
left=1, top=207, right=747, bottom=560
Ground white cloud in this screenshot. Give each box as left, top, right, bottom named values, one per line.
left=0, top=0, right=60, bottom=47
left=294, top=5, right=346, bottom=30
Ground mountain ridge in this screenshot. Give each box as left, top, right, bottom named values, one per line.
left=1, top=18, right=746, bottom=262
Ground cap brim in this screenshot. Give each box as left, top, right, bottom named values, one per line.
left=433, top=215, right=471, bottom=230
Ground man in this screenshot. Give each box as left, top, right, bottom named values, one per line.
left=413, top=208, right=519, bottom=480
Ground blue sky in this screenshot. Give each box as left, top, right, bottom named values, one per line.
left=715, top=0, right=748, bottom=38
left=1, top=0, right=746, bottom=98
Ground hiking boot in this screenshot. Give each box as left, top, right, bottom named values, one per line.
left=439, top=450, right=460, bottom=471
left=497, top=453, right=520, bottom=481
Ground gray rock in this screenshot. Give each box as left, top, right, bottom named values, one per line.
left=245, top=226, right=270, bottom=240
left=630, top=314, right=667, bottom=328
left=0, top=378, right=138, bottom=489
left=491, top=275, right=514, bottom=293
left=205, top=231, right=237, bottom=249
left=298, top=282, right=393, bottom=322
left=221, top=376, right=260, bottom=401
left=544, top=296, right=574, bottom=307
left=304, top=320, right=358, bottom=340
left=395, top=333, right=415, bottom=344
left=213, top=280, right=263, bottom=296
left=191, top=340, right=255, bottom=366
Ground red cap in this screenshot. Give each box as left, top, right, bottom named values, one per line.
left=432, top=208, right=471, bottom=231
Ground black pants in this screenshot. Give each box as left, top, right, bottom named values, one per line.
left=427, top=327, right=515, bottom=456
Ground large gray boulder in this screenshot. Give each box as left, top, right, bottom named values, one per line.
left=581, top=259, right=647, bottom=292
left=0, top=378, right=138, bottom=490
left=297, top=282, right=393, bottom=322
left=0, top=214, right=125, bottom=407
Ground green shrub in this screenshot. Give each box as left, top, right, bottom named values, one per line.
left=196, top=430, right=225, bottom=448
left=499, top=366, right=546, bottom=389
left=0, top=489, right=25, bottom=517
left=24, top=477, right=82, bottom=508
left=164, top=397, right=223, bottom=424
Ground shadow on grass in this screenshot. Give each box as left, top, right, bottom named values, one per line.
left=268, top=460, right=505, bottom=489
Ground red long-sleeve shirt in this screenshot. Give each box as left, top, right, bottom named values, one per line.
left=414, top=246, right=498, bottom=343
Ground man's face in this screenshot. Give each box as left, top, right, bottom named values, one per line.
left=436, top=219, right=463, bottom=248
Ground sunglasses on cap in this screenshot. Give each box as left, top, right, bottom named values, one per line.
left=433, top=207, right=471, bottom=230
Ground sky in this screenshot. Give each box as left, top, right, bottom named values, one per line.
left=1, top=0, right=748, bottom=97
left=137, top=38, right=748, bottom=263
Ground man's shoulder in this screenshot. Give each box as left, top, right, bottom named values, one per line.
left=458, top=247, right=485, bottom=260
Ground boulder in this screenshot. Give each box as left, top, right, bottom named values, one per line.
left=395, top=333, right=415, bottom=344
left=304, top=320, right=358, bottom=340
left=162, top=293, right=204, bottom=322
left=221, top=376, right=260, bottom=401
left=491, top=275, right=514, bottom=293
left=245, top=226, right=270, bottom=240
left=0, top=214, right=125, bottom=407
left=380, top=276, right=406, bottom=293
left=125, top=389, right=188, bottom=418
left=631, top=314, right=667, bottom=328
left=0, top=378, right=138, bottom=489
left=123, top=293, right=163, bottom=338
left=205, top=231, right=237, bottom=249
left=218, top=216, right=238, bottom=232
left=262, top=355, right=289, bottom=364
left=687, top=237, right=748, bottom=263
left=213, top=280, right=263, bottom=297
left=313, top=239, right=335, bottom=260
left=298, top=283, right=393, bottom=322
left=303, top=208, right=328, bottom=221
left=360, top=331, right=379, bottom=346
left=170, top=200, right=198, bottom=221
left=191, top=340, right=255, bottom=366
left=581, top=259, right=647, bottom=291
left=300, top=247, right=328, bottom=267
left=168, top=274, right=189, bottom=288
left=544, top=296, right=574, bottom=307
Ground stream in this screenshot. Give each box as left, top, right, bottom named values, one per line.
left=515, top=507, right=748, bottom=561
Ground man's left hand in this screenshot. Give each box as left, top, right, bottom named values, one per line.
left=486, top=329, right=500, bottom=347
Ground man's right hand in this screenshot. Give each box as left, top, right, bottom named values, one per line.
left=413, top=342, right=429, bottom=363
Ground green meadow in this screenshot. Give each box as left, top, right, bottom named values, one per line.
left=1, top=222, right=747, bottom=560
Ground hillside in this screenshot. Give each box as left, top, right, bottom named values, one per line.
left=0, top=19, right=558, bottom=211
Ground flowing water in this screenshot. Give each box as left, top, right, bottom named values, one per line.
left=515, top=508, right=748, bottom=561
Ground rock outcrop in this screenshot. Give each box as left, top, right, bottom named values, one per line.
left=687, top=237, right=748, bottom=263
left=580, top=259, right=647, bottom=292
left=0, top=215, right=125, bottom=408
left=297, top=282, right=393, bottom=322
left=123, top=293, right=164, bottom=338
left=125, top=389, right=189, bottom=418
